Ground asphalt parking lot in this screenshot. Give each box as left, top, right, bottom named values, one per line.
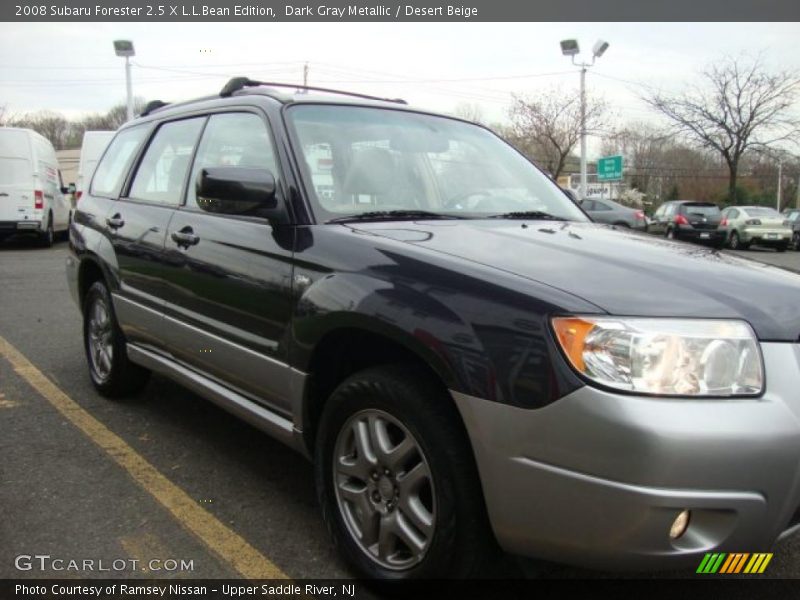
left=2, top=236, right=800, bottom=584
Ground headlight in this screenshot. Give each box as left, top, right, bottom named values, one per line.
left=552, top=317, right=763, bottom=397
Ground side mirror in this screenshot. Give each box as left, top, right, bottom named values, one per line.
left=196, top=167, right=281, bottom=218
left=60, top=186, right=70, bottom=194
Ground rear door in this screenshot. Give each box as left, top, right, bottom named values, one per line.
left=159, top=111, right=296, bottom=414
left=0, top=131, right=34, bottom=227
left=107, top=117, right=205, bottom=348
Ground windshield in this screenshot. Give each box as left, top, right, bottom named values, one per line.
left=287, top=105, right=587, bottom=222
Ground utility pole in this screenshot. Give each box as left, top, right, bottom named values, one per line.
left=560, top=38, right=610, bottom=201
left=113, top=40, right=136, bottom=121
left=125, top=56, right=133, bottom=121
left=776, top=160, right=782, bottom=212
left=303, top=62, right=309, bottom=88
left=579, top=65, right=587, bottom=202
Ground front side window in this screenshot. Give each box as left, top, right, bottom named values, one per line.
left=287, top=105, right=588, bottom=222
left=91, top=126, right=148, bottom=198
left=129, top=118, right=205, bottom=205
left=185, top=112, right=279, bottom=209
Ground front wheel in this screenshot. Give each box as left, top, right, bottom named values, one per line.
left=83, top=281, right=150, bottom=397
left=315, top=365, right=495, bottom=580
left=791, top=232, right=799, bottom=251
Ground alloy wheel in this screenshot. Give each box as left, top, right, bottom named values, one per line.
left=87, top=296, right=114, bottom=383
left=332, top=409, right=435, bottom=571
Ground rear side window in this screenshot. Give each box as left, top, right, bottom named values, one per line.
left=593, top=201, right=612, bottom=211
left=91, top=126, right=148, bottom=198
left=129, top=118, right=205, bottom=205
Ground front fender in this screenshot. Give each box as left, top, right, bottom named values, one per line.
left=290, top=269, right=583, bottom=408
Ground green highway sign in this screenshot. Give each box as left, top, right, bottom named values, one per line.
left=597, top=155, right=623, bottom=181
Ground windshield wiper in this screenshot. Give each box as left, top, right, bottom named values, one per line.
left=326, top=210, right=465, bottom=224
left=486, top=210, right=568, bottom=221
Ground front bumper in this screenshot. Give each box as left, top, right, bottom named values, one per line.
left=454, top=342, right=800, bottom=571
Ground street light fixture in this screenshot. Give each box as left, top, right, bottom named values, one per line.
left=113, top=40, right=135, bottom=122
left=560, top=38, right=610, bottom=201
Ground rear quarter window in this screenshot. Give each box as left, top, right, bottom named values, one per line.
left=91, top=126, right=149, bottom=199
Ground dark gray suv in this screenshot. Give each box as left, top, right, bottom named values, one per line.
left=66, top=78, right=800, bottom=580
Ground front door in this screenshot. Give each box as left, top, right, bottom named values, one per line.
left=159, top=111, right=296, bottom=415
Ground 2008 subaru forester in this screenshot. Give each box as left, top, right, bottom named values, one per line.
left=66, top=77, right=800, bottom=580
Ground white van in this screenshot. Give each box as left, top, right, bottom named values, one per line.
left=76, top=131, right=115, bottom=202
left=0, top=127, right=71, bottom=246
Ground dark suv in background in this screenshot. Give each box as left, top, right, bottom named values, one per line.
left=649, top=200, right=725, bottom=247
left=66, top=78, right=800, bottom=580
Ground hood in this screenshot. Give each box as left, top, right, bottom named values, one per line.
left=350, top=220, right=800, bottom=341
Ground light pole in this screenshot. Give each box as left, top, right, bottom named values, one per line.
left=560, top=38, right=609, bottom=201
left=113, top=40, right=136, bottom=122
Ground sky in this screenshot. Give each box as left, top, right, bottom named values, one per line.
left=1, top=22, right=799, bottom=158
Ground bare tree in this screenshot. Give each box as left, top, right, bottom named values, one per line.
left=645, top=56, right=800, bottom=204
left=508, top=87, right=606, bottom=179
left=7, top=111, right=72, bottom=149
left=453, top=102, right=486, bottom=125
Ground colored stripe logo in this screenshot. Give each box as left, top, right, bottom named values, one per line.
left=697, top=552, right=773, bottom=574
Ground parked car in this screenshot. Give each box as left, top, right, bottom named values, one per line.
left=75, top=131, right=115, bottom=204
left=648, top=200, right=725, bottom=247
left=0, top=127, right=72, bottom=246
left=580, top=197, right=647, bottom=230
left=720, top=205, right=793, bottom=251
left=66, top=78, right=800, bottom=580
left=782, top=208, right=800, bottom=250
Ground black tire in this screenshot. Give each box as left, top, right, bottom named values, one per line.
left=792, top=232, right=800, bottom=251
left=39, top=213, right=54, bottom=247
left=83, top=281, right=150, bottom=397
left=315, top=364, right=495, bottom=581
left=728, top=230, right=748, bottom=250
left=776, top=244, right=788, bottom=253
left=613, top=222, right=630, bottom=228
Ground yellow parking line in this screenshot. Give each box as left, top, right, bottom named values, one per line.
left=0, top=334, right=288, bottom=580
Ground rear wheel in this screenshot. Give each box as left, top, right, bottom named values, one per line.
left=83, top=281, right=150, bottom=397
left=776, top=244, right=788, bottom=253
left=39, top=214, right=54, bottom=247
left=728, top=231, right=748, bottom=250
left=315, top=365, right=495, bottom=580
left=792, top=232, right=800, bottom=251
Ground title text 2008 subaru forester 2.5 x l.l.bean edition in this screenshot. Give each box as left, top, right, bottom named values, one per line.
left=67, top=78, right=800, bottom=580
